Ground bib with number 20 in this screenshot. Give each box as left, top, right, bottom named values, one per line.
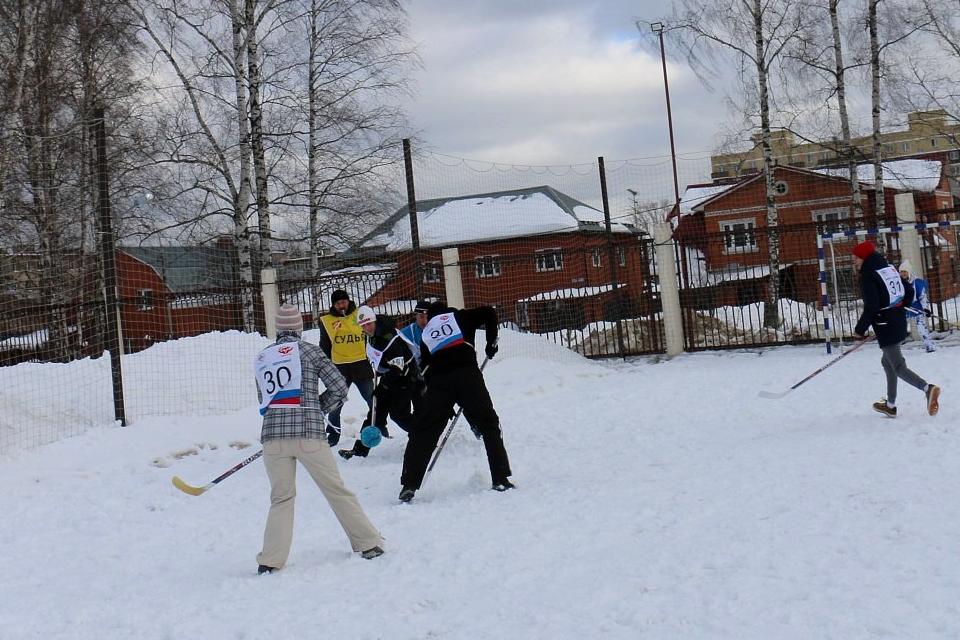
left=422, top=313, right=465, bottom=354
left=255, top=342, right=304, bottom=415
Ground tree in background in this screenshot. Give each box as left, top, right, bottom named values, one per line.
left=648, top=0, right=807, bottom=329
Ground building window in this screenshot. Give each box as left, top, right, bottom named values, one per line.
left=774, top=180, right=789, bottom=196
left=535, top=249, right=563, bottom=272
left=931, top=138, right=938, bottom=148
left=949, top=149, right=960, bottom=162
left=901, top=142, right=910, bottom=153
left=423, top=262, right=441, bottom=283
left=617, top=246, right=627, bottom=267
left=812, top=207, right=849, bottom=235
left=720, top=220, right=757, bottom=253
left=137, top=289, right=154, bottom=311
left=475, top=256, right=501, bottom=278
left=592, top=248, right=602, bottom=268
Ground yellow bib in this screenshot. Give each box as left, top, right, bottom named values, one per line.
left=320, top=310, right=366, bottom=365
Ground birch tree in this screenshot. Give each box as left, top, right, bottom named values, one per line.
left=648, top=0, right=806, bottom=328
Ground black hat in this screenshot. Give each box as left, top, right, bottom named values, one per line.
left=414, top=299, right=432, bottom=313
left=331, top=289, right=349, bottom=304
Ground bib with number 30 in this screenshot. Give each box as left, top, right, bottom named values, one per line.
left=255, top=342, right=304, bottom=415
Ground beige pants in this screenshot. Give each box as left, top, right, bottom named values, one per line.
left=257, top=438, right=383, bottom=569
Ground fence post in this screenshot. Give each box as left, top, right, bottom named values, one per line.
left=261, top=267, right=279, bottom=340
left=402, top=139, right=424, bottom=301
left=653, top=223, right=685, bottom=357
left=441, top=247, right=465, bottom=309
left=598, top=157, right=627, bottom=358
left=894, top=193, right=924, bottom=340
left=91, top=106, right=126, bottom=426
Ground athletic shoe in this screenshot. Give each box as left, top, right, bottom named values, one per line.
left=491, top=479, right=516, bottom=492
left=872, top=401, right=897, bottom=418
left=361, top=546, right=384, bottom=560
left=338, top=442, right=368, bottom=460
left=398, top=487, right=416, bottom=503
left=257, top=565, right=276, bottom=575
left=926, top=384, right=941, bottom=416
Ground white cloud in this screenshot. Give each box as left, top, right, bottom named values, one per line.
left=404, top=3, right=717, bottom=165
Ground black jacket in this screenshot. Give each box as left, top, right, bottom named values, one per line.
left=420, top=306, right=498, bottom=376
left=367, top=316, right=419, bottom=387
left=854, top=252, right=914, bottom=347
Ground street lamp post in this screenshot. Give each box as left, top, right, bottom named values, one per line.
left=650, top=22, right=680, bottom=211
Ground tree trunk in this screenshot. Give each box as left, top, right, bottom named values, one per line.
left=869, top=0, right=886, bottom=235
left=230, top=0, right=256, bottom=332
left=0, top=0, right=35, bottom=205
left=307, top=0, right=322, bottom=328
left=754, top=0, right=782, bottom=329
left=245, top=0, right=272, bottom=270
left=830, top=0, right=863, bottom=221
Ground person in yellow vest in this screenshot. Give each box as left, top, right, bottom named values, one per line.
left=318, top=289, right=374, bottom=446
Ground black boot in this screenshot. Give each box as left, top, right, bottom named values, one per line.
left=339, top=441, right=369, bottom=460
left=491, top=479, right=515, bottom=492
left=398, top=487, right=416, bottom=503
left=257, top=564, right=276, bottom=574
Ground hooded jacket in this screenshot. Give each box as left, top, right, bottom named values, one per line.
left=854, top=252, right=914, bottom=346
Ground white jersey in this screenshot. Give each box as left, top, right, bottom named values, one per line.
left=876, top=265, right=905, bottom=309
left=422, top=313, right=467, bottom=354
left=254, top=342, right=304, bottom=415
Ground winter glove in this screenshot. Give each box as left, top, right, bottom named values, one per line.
left=325, top=421, right=341, bottom=447
left=484, top=341, right=498, bottom=360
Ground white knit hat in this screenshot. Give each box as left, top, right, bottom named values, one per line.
left=898, top=260, right=913, bottom=277
left=275, top=303, right=303, bottom=332
left=357, top=305, right=376, bottom=326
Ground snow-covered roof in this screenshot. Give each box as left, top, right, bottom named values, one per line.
left=679, top=184, right=734, bottom=216
left=357, top=186, right=632, bottom=252
left=517, top=283, right=625, bottom=303
left=815, top=159, right=943, bottom=193
left=703, top=263, right=793, bottom=286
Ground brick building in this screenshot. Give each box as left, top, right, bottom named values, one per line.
left=354, top=186, right=654, bottom=332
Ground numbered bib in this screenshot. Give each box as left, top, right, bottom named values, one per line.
left=367, top=335, right=402, bottom=373
left=255, top=342, right=303, bottom=415
left=422, top=313, right=466, bottom=354
left=876, top=266, right=905, bottom=309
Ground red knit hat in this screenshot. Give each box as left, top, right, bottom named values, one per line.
left=852, top=241, right=875, bottom=260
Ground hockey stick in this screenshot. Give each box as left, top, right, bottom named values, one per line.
left=423, top=356, right=490, bottom=481
left=906, top=307, right=960, bottom=329
left=758, top=336, right=874, bottom=400
left=171, top=449, right=263, bottom=496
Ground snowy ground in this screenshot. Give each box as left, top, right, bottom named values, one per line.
left=1, top=332, right=958, bottom=639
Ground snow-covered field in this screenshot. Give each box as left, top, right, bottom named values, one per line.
left=1, top=330, right=958, bottom=639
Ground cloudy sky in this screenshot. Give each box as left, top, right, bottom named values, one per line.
left=402, top=0, right=723, bottom=167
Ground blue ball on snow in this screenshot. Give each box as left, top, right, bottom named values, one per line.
left=360, top=425, right=382, bottom=448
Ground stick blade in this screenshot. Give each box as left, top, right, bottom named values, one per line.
left=758, top=389, right=790, bottom=400
left=172, top=475, right=208, bottom=496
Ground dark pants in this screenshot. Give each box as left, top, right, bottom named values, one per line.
left=401, top=365, right=511, bottom=490
left=349, top=381, right=415, bottom=456
left=327, top=375, right=374, bottom=430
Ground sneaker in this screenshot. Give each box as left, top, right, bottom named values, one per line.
left=491, top=479, right=516, bottom=492
left=926, top=346, right=937, bottom=353
left=872, top=401, right=897, bottom=418
left=398, top=487, right=416, bottom=503
left=361, top=546, right=384, bottom=560
left=926, top=384, right=941, bottom=416
left=257, top=565, right=276, bottom=575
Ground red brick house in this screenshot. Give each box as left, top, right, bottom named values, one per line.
left=112, top=246, right=241, bottom=351
left=671, top=159, right=958, bottom=306
left=353, top=186, right=654, bottom=332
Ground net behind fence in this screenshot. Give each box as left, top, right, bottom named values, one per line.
left=6, top=141, right=960, bottom=456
